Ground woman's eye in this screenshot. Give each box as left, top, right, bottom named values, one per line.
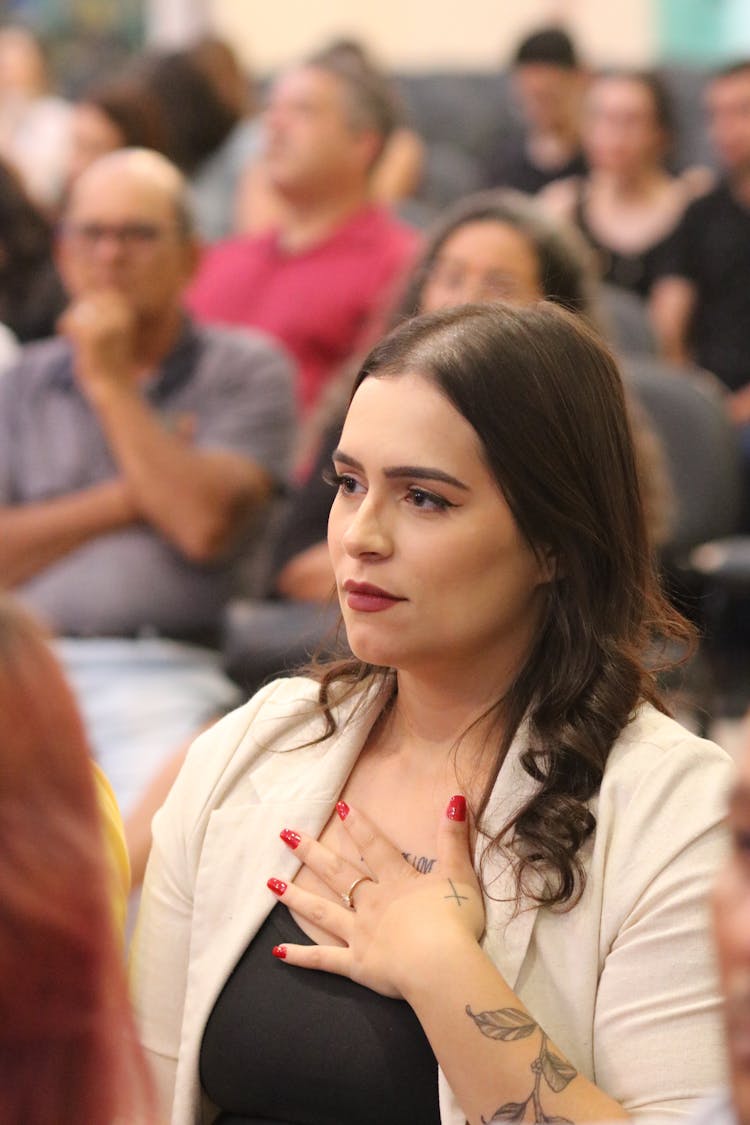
left=323, top=469, right=362, bottom=496
left=407, top=486, right=453, bottom=512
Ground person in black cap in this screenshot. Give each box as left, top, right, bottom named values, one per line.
left=484, top=26, right=588, bottom=194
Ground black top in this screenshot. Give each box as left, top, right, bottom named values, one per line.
left=200, top=902, right=441, bottom=1125
left=655, top=181, right=750, bottom=392
left=573, top=183, right=675, bottom=299
left=483, top=130, right=587, bottom=194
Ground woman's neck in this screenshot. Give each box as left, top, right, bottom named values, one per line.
left=592, top=165, right=670, bottom=202
left=380, top=667, right=508, bottom=775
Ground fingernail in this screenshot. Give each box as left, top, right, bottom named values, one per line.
left=272, top=945, right=287, bottom=960
left=280, top=829, right=301, bottom=849
left=336, top=800, right=350, bottom=821
left=446, top=795, right=466, bottom=822
left=267, top=877, right=287, bottom=895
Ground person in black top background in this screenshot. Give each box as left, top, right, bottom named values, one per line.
left=482, top=27, right=588, bottom=194
left=651, top=60, right=750, bottom=408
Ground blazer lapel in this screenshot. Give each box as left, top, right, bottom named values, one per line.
left=176, top=684, right=386, bottom=1123
left=478, top=718, right=545, bottom=987
left=439, top=720, right=544, bottom=1125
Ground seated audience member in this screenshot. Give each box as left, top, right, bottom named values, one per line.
left=705, top=718, right=750, bottom=1125
left=223, top=191, right=672, bottom=694
left=483, top=26, right=588, bottom=194
left=187, top=50, right=419, bottom=415
left=540, top=70, right=700, bottom=299
left=65, top=75, right=169, bottom=192
left=137, top=44, right=261, bottom=244
left=131, top=303, right=731, bottom=1124
left=0, top=148, right=296, bottom=835
left=0, top=157, right=66, bottom=341
left=0, top=595, right=157, bottom=1124
left=237, top=37, right=425, bottom=234
left=0, top=25, right=72, bottom=210
left=651, top=61, right=750, bottom=419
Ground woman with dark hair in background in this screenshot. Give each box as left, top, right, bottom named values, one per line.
left=395, top=186, right=596, bottom=321
left=540, top=70, right=706, bottom=298
left=140, top=43, right=261, bottom=242
left=65, top=76, right=169, bottom=190
left=0, top=157, right=65, bottom=342
left=132, top=302, right=730, bottom=1124
left=0, top=596, right=157, bottom=1125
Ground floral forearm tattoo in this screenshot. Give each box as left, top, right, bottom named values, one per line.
left=465, top=1006, right=577, bottom=1124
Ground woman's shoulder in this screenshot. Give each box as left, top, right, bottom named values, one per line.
left=536, top=174, right=583, bottom=217
left=598, top=703, right=734, bottom=835
left=170, top=674, right=378, bottom=812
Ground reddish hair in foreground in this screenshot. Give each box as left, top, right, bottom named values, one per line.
left=0, top=597, right=156, bottom=1124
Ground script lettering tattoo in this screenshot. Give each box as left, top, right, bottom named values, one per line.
left=444, top=878, right=468, bottom=906
left=466, top=1006, right=577, bottom=1124
left=401, top=851, right=437, bottom=874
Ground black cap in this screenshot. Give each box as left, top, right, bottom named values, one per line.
left=513, top=27, right=579, bottom=70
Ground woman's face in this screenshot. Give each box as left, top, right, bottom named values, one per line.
left=419, top=220, right=544, bottom=314
left=583, top=77, right=666, bottom=176
left=327, top=372, right=551, bottom=679
left=67, top=103, right=126, bottom=187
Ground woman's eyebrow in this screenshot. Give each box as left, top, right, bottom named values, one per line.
left=332, top=448, right=469, bottom=491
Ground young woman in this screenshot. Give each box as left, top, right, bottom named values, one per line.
left=0, top=596, right=157, bottom=1124
left=540, top=70, right=705, bottom=298
left=132, top=303, right=731, bottom=1124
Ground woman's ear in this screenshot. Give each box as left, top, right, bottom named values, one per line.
left=539, top=546, right=563, bottom=583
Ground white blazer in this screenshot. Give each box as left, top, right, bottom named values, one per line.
left=130, top=676, right=734, bottom=1125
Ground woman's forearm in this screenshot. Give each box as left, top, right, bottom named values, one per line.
left=402, top=931, right=629, bottom=1125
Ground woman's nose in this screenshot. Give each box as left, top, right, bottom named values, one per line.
left=341, top=495, right=392, bottom=558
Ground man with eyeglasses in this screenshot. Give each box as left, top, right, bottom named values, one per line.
left=0, top=148, right=296, bottom=881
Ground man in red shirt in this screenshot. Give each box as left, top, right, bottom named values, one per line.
left=187, top=52, right=419, bottom=414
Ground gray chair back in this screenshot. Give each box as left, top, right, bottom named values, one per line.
left=621, top=358, right=743, bottom=559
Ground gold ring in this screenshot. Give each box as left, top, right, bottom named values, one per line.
left=341, top=874, right=373, bottom=909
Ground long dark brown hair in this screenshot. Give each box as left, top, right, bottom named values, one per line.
left=311, top=302, right=692, bottom=909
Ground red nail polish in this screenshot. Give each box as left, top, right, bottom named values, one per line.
left=280, top=829, right=301, bottom=849
left=272, top=945, right=287, bottom=960
left=267, top=877, right=287, bottom=895
left=446, top=795, right=466, bottom=822
left=336, top=800, right=350, bottom=820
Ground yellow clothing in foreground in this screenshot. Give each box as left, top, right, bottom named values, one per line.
left=93, top=763, right=131, bottom=939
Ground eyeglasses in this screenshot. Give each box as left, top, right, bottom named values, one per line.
left=59, top=222, right=182, bottom=252
left=424, top=257, right=527, bottom=304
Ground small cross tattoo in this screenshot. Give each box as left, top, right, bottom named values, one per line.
left=444, top=878, right=468, bottom=907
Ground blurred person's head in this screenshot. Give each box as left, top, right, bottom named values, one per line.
left=582, top=70, right=674, bottom=179
left=511, top=26, right=586, bottom=135
left=263, top=54, right=399, bottom=204
left=58, top=148, right=198, bottom=325
left=187, top=34, right=255, bottom=118
left=713, top=721, right=750, bottom=1125
left=137, top=49, right=240, bottom=174
left=706, top=60, right=750, bottom=176
left=67, top=78, right=169, bottom=188
left=0, top=595, right=156, bottom=1124
left=395, top=188, right=596, bottom=323
left=0, top=25, right=49, bottom=98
